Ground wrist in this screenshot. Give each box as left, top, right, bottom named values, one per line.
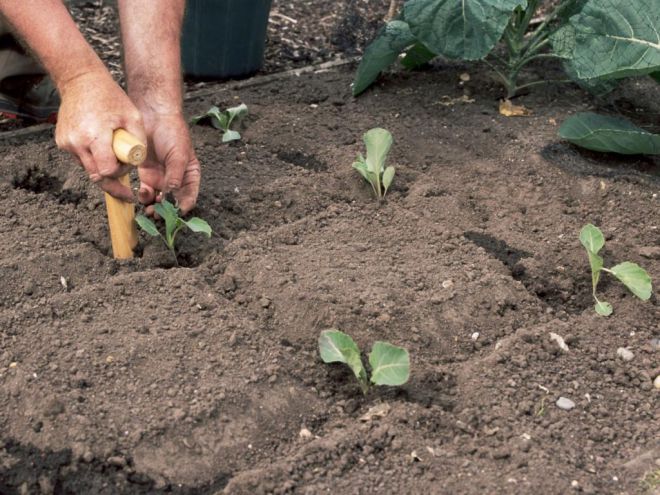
left=127, top=75, right=183, bottom=116
left=58, top=67, right=116, bottom=99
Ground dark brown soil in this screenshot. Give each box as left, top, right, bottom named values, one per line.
left=1, top=38, right=659, bottom=495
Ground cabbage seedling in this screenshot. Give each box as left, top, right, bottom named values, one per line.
left=318, top=329, right=409, bottom=394
left=191, top=103, right=248, bottom=142
left=136, top=200, right=211, bottom=264
left=353, top=128, right=396, bottom=200
left=580, top=224, right=652, bottom=316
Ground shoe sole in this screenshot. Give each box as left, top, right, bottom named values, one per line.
left=0, top=93, right=58, bottom=123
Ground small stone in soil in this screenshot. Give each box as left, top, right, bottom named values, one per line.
left=107, top=455, right=127, bottom=468
left=654, top=375, right=660, bottom=390
left=556, top=397, right=576, bottom=410
left=616, top=347, right=634, bottom=362
left=638, top=246, right=660, bottom=259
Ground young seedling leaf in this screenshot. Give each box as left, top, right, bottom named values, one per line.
left=154, top=200, right=180, bottom=247
left=318, top=330, right=367, bottom=387
left=586, top=250, right=604, bottom=292
left=595, top=300, right=613, bottom=316
left=184, top=217, right=212, bottom=238
left=191, top=104, right=248, bottom=142
left=382, top=166, right=395, bottom=195
left=222, top=130, right=242, bottom=143
left=579, top=224, right=605, bottom=254
left=609, top=262, right=652, bottom=300
left=580, top=224, right=605, bottom=291
left=225, top=103, right=248, bottom=125
left=352, top=160, right=370, bottom=181
left=211, top=112, right=229, bottom=131
left=135, top=214, right=160, bottom=237
left=190, top=105, right=218, bottom=125
left=354, top=128, right=395, bottom=200
left=364, top=128, right=393, bottom=176
left=368, top=341, right=410, bottom=386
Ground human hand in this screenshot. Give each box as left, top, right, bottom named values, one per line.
left=55, top=70, right=146, bottom=200
left=136, top=110, right=201, bottom=215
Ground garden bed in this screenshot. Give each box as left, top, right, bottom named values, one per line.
left=0, top=60, right=658, bottom=494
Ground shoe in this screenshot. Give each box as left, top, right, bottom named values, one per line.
left=0, top=75, right=59, bottom=123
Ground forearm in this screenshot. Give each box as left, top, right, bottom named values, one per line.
left=118, top=0, right=186, bottom=115
left=0, top=0, right=108, bottom=95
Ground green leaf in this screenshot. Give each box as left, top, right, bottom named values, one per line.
left=595, top=300, right=613, bottom=316
left=225, top=103, right=248, bottom=126
left=580, top=224, right=605, bottom=291
left=352, top=160, right=371, bottom=181
left=190, top=105, right=219, bottom=125
left=586, top=250, right=604, bottom=291
left=579, top=224, right=605, bottom=254
left=154, top=200, right=180, bottom=246
left=352, top=20, right=417, bottom=96
left=401, top=42, right=438, bottom=69
left=184, top=217, right=212, bottom=238
left=551, top=24, right=577, bottom=60
left=364, top=128, right=393, bottom=176
left=568, top=0, right=660, bottom=80
left=559, top=112, right=660, bottom=155
left=222, top=130, right=242, bottom=143
left=404, top=0, right=527, bottom=60
left=369, top=341, right=410, bottom=386
left=558, top=0, right=588, bottom=21
left=211, top=112, right=229, bottom=131
left=318, top=330, right=367, bottom=387
left=135, top=214, right=160, bottom=237
left=609, top=262, right=653, bottom=300
left=191, top=106, right=228, bottom=130
left=382, top=166, right=395, bottom=195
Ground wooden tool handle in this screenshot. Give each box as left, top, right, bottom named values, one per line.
left=112, top=129, right=147, bottom=166
left=105, top=129, right=147, bottom=260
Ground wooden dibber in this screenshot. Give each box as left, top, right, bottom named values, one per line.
left=106, top=129, right=147, bottom=259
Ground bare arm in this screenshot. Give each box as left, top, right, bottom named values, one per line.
left=118, top=0, right=185, bottom=114
left=0, top=0, right=105, bottom=90
left=118, top=0, right=200, bottom=214
left=0, top=0, right=145, bottom=200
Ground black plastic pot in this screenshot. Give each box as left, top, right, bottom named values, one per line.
left=181, top=0, right=272, bottom=79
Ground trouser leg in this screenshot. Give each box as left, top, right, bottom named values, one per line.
left=0, top=18, right=9, bottom=36
left=0, top=19, right=44, bottom=80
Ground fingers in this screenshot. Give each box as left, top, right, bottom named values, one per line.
left=163, top=149, right=188, bottom=193
left=57, top=124, right=137, bottom=199
left=121, top=112, right=148, bottom=152
left=78, top=150, right=134, bottom=202
left=175, top=157, right=201, bottom=215
left=89, top=133, right=124, bottom=178
left=138, top=183, right=157, bottom=205
left=99, top=177, right=134, bottom=202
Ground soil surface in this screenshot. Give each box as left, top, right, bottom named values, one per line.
left=1, top=55, right=659, bottom=495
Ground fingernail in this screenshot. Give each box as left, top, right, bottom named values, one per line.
left=168, top=181, right=181, bottom=191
